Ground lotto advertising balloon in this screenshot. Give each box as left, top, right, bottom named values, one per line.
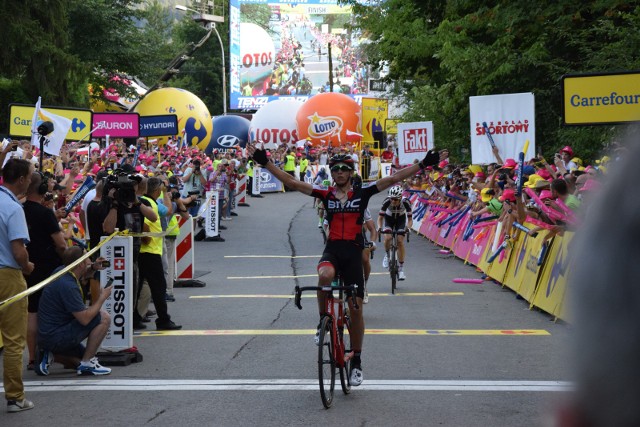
left=296, top=93, right=361, bottom=146
left=240, top=23, right=276, bottom=85
left=133, top=87, right=212, bottom=150
left=249, top=99, right=304, bottom=148
left=205, top=115, right=251, bottom=154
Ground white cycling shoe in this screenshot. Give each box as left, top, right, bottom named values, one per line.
left=350, top=366, right=363, bottom=386
left=363, top=289, right=369, bottom=304
left=398, top=270, right=406, bottom=281
left=382, top=254, right=389, bottom=269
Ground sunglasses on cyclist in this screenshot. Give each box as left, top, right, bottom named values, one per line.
left=331, top=164, right=352, bottom=172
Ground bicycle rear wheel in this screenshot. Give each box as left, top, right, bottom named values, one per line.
left=318, top=315, right=335, bottom=408
left=338, top=313, right=352, bottom=395
left=390, top=249, right=397, bottom=294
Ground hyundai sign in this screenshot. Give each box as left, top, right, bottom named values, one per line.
left=139, top=114, right=178, bottom=137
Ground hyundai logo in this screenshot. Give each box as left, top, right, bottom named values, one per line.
left=217, top=135, right=239, bottom=148
left=260, top=171, right=271, bottom=182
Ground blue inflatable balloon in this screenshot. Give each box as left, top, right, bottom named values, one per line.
left=205, top=115, right=251, bottom=154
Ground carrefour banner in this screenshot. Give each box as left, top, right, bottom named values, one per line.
left=469, top=93, right=535, bottom=164
left=562, top=71, right=640, bottom=125
left=258, top=168, right=284, bottom=193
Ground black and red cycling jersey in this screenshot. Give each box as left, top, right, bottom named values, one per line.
left=311, top=183, right=379, bottom=247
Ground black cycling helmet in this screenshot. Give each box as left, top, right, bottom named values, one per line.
left=328, top=154, right=355, bottom=170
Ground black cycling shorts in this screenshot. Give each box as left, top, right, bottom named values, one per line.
left=382, top=215, right=407, bottom=232
left=318, top=240, right=365, bottom=299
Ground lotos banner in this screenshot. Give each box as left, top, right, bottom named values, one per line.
left=469, top=93, right=535, bottom=164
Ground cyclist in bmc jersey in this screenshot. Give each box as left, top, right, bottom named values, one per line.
left=247, top=142, right=447, bottom=387
left=378, top=185, right=413, bottom=280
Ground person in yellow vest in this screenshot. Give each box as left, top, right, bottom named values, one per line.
left=299, top=154, right=309, bottom=181
left=159, top=176, right=192, bottom=302
left=139, top=178, right=182, bottom=330
left=283, top=149, right=296, bottom=191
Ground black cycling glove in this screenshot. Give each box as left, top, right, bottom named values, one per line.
left=419, top=149, right=440, bottom=169
left=252, top=147, right=269, bottom=167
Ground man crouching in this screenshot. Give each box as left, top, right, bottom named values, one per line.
left=35, top=246, right=113, bottom=376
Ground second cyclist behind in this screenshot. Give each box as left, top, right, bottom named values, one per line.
left=378, top=185, right=413, bottom=281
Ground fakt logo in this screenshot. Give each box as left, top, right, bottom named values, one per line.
left=403, top=128, right=428, bottom=153
left=307, top=113, right=343, bottom=139
left=217, top=135, right=239, bottom=148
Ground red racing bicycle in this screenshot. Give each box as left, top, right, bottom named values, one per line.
left=294, top=275, right=358, bottom=408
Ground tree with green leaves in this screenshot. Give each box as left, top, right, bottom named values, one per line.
left=341, top=0, right=640, bottom=163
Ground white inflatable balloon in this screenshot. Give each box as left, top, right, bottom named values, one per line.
left=250, top=99, right=304, bottom=148
left=240, top=23, right=276, bottom=85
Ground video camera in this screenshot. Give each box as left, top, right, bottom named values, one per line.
left=104, top=170, right=142, bottom=205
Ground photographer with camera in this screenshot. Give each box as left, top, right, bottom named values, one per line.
left=98, top=170, right=157, bottom=329
left=181, top=159, right=206, bottom=216
left=23, top=171, right=68, bottom=369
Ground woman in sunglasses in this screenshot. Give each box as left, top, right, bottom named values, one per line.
left=247, top=142, right=448, bottom=387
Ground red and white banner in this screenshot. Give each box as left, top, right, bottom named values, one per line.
left=175, top=216, right=194, bottom=280
left=396, top=121, right=434, bottom=165
left=469, top=93, right=535, bottom=164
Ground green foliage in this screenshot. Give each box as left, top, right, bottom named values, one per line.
left=342, top=0, right=640, bottom=164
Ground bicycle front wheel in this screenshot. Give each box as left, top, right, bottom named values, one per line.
left=318, top=315, right=336, bottom=408
left=338, top=315, right=352, bottom=395
left=390, top=249, right=398, bottom=294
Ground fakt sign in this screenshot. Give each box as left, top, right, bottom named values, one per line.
left=397, top=121, right=434, bottom=165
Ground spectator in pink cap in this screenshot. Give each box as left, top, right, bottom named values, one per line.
left=554, top=146, right=577, bottom=173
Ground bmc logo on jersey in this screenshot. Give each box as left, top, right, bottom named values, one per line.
left=403, top=128, right=428, bottom=153
left=327, top=198, right=361, bottom=210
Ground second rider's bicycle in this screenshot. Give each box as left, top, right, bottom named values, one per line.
left=295, top=273, right=357, bottom=409
left=380, top=228, right=409, bottom=294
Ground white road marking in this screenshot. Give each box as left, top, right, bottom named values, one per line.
left=10, top=379, right=572, bottom=392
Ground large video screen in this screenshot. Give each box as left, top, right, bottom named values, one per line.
left=229, top=0, right=370, bottom=110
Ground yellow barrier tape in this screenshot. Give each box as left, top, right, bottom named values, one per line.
left=0, top=230, right=119, bottom=311
left=0, top=212, right=191, bottom=311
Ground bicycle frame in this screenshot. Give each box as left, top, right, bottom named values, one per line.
left=295, top=282, right=356, bottom=368
left=295, top=279, right=358, bottom=408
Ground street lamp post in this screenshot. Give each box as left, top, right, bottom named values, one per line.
left=175, top=5, right=227, bottom=115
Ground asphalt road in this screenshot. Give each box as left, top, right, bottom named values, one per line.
left=1, top=190, right=572, bottom=426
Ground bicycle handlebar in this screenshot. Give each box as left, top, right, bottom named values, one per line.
left=294, top=285, right=360, bottom=310
left=379, top=228, right=410, bottom=242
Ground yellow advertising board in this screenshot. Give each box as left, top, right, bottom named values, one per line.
left=361, top=98, right=388, bottom=144
left=503, top=224, right=547, bottom=302
left=532, top=232, right=573, bottom=319
left=9, top=104, right=93, bottom=141
left=562, top=71, right=640, bottom=125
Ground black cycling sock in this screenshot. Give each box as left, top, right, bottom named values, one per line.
left=352, top=351, right=362, bottom=367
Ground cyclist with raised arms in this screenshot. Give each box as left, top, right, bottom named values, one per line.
left=247, top=142, right=447, bottom=386
left=378, top=185, right=413, bottom=280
